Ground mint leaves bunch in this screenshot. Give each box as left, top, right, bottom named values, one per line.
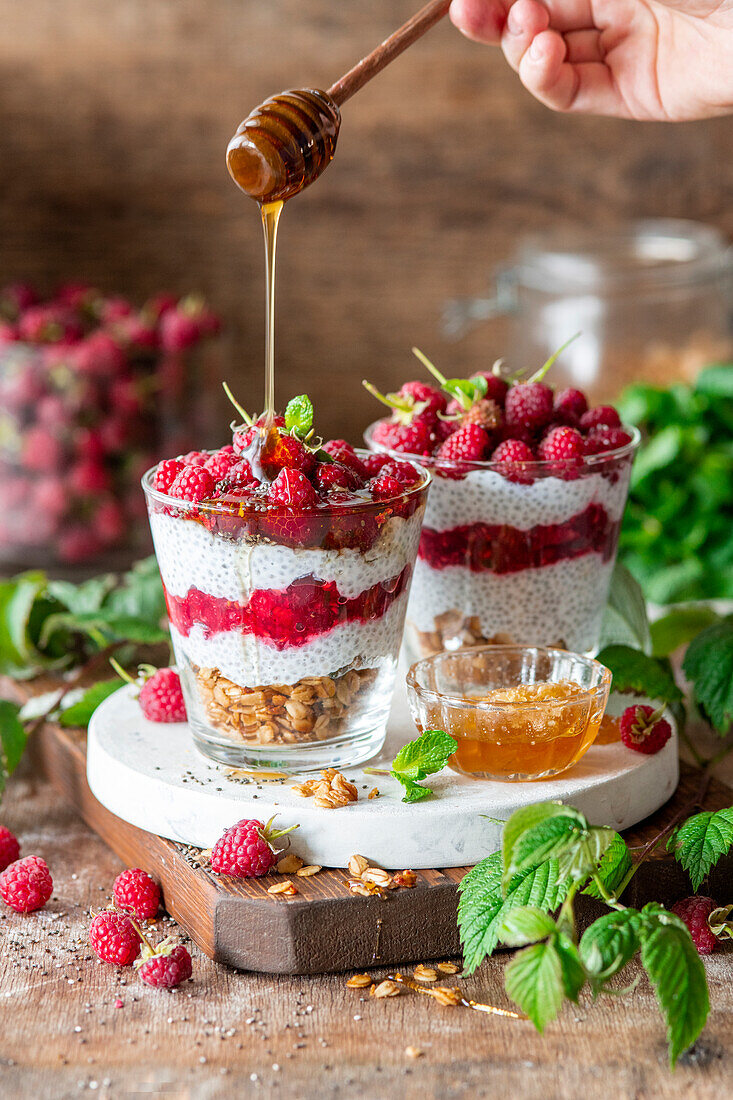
left=458, top=801, right=716, bottom=1065
left=390, top=730, right=457, bottom=802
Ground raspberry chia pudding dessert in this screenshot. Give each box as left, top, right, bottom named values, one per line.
left=143, top=392, right=429, bottom=769
left=364, top=346, right=639, bottom=664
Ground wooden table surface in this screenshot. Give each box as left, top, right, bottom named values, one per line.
left=2, top=754, right=732, bottom=1100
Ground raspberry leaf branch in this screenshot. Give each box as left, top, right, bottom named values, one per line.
left=390, top=729, right=458, bottom=802
left=667, top=807, right=733, bottom=891
left=682, top=618, right=733, bottom=734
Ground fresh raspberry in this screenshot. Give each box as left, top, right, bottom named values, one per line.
left=491, top=438, right=536, bottom=484
left=226, top=458, right=257, bottom=486
left=89, top=909, right=141, bottom=966
left=17, top=304, right=82, bottom=344
left=169, top=465, right=215, bottom=503
left=139, top=668, right=187, bottom=723
left=153, top=459, right=184, bottom=493
left=579, top=405, right=621, bottom=432
left=267, top=468, right=318, bottom=507
left=538, top=426, right=585, bottom=463
left=553, top=387, right=588, bottom=425
left=115, top=315, right=159, bottom=350
left=204, top=449, right=237, bottom=481
left=0, top=855, right=53, bottom=913
left=0, top=826, right=20, bottom=872
left=583, top=427, right=633, bottom=455
left=671, top=896, right=719, bottom=955
left=369, top=473, right=406, bottom=499
left=431, top=418, right=459, bottom=446
left=99, top=295, right=133, bottom=321
left=321, top=440, right=368, bottom=479
left=263, top=432, right=315, bottom=476
left=462, top=398, right=503, bottom=433
left=137, top=943, right=192, bottom=988
left=471, top=371, right=509, bottom=406
left=398, top=381, right=447, bottom=417
left=33, top=477, right=67, bottom=521
left=109, top=377, right=144, bottom=417
left=361, top=452, right=391, bottom=478
left=505, top=382, right=554, bottom=432
left=378, top=460, right=422, bottom=487
left=314, top=462, right=357, bottom=492
left=160, top=309, right=201, bottom=352
left=619, top=704, right=672, bottom=755
left=210, top=816, right=298, bottom=878
left=179, top=450, right=210, bottom=466
left=113, top=868, right=161, bottom=920
left=436, top=423, right=491, bottom=463
left=370, top=417, right=432, bottom=456
left=3, top=282, right=39, bottom=312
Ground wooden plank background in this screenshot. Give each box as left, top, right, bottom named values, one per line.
left=0, top=0, right=730, bottom=441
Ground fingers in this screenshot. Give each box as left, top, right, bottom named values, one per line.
left=449, top=0, right=511, bottom=44
left=501, top=0, right=551, bottom=71
left=518, top=33, right=628, bottom=116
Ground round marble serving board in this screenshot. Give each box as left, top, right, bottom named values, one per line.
left=87, top=683, right=678, bottom=869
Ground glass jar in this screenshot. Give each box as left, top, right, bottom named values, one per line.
left=443, top=219, right=733, bottom=402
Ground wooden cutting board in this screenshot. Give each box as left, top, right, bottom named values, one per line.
left=9, top=678, right=733, bottom=975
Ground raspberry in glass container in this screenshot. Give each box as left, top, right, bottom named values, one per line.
left=364, top=346, right=638, bottom=662
left=143, top=393, right=429, bottom=771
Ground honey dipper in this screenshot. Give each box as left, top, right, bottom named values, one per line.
left=227, top=0, right=452, bottom=203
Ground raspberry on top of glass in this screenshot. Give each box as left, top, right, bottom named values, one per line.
left=364, top=339, right=639, bottom=663
left=143, top=389, right=430, bottom=771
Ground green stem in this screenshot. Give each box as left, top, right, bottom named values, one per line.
left=411, top=347, right=446, bottom=387
left=590, top=872, right=625, bottom=911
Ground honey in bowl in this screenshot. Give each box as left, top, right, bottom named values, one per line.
left=406, top=646, right=612, bottom=782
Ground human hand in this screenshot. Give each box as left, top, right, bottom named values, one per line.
left=449, top=0, right=733, bottom=120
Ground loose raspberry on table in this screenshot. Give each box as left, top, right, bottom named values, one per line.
left=370, top=417, right=432, bottom=456
left=89, top=909, right=141, bottom=966
left=583, top=427, right=633, bottom=455
left=321, top=440, right=368, bottom=479
left=0, top=855, right=53, bottom=913
left=153, top=459, right=184, bottom=493
left=436, top=423, right=491, bottom=463
left=267, top=468, right=318, bottom=507
left=139, top=668, right=187, bottom=724
left=504, top=382, right=554, bottom=432
left=210, top=816, right=298, bottom=878
left=137, top=943, right=192, bottom=988
left=169, top=465, right=215, bottom=503
left=671, top=896, right=719, bottom=955
left=619, top=704, right=672, bottom=755
left=0, top=826, right=20, bottom=872
left=553, top=387, right=588, bottom=425
left=579, top=405, right=621, bottom=432
left=113, top=868, right=161, bottom=920
left=538, top=426, right=585, bottom=463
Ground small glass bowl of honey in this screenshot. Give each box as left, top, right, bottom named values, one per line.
left=406, top=645, right=612, bottom=781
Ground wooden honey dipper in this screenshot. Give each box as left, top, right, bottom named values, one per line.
left=226, top=0, right=452, bottom=204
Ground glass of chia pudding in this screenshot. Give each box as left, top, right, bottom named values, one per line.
left=364, top=350, right=639, bottom=665
left=143, top=400, right=429, bottom=770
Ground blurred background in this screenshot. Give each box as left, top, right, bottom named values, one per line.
left=0, top=0, right=731, bottom=592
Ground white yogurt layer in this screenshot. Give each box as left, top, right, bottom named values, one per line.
left=406, top=554, right=615, bottom=654
left=149, top=509, right=423, bottom=601
left=423, top=465, right=631, bottom=533
left=169, top=591, right=410, bottom=686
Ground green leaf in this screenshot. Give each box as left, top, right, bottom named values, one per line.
left=499, top=907, right=557, bottom=947
left=555, top=826, right=616, bottom=884
left=555, top=934, right=586, bottom=1003
left=390, top=729, right=457, bottom=803
left=667, top=807, right=733, bottom=891
left=596, top=644, right=683, bottom=704
left=504, top=940, right=565, bottom=1034
left=59, top=680, right=125, bottom=728
left=650, top=606, right=721, bottom=658
left=640, top=904, right=710, bottom=1066
left=0, top=699, right=27, bottom=792
left=0, top=572, right=50, bottom=677
left=458, top=856, right=567, bottom=975
left=284, top=394, right=314, bottom=438
left=630, top=426, right=683, bottom=488
left=503, top=809, right=590, bottom=889
left=501, top=802, right=583, bottom=875
left=103, top=557, right=166, bottom=626
left=47, top=575, right=116, bottom=615
left=582, top=832, right=632, bottom=901
left=682, top=618, right=733, bottom=733
left=40, top=611, right=168, bottom=650
left=694, top=363, right=733, bottom=398
left=599, top=562, right=652, bottom=654
left=579, top=909, right=642, bottom=987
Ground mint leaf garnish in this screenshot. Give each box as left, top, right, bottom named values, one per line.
left=458, top=855, right=567, bottom=974
left=0, top=699, right=27, bottom=795
left=596, top=644, right=683, bottom=704
left=390, top=729, right=457, bottom=803
left=682, top=618, right=733, bottom=733
left=284, top=394, right=314, bottom=439
left=59, top=679, right=125, bottom=728
left=667, top=807, right=733, bottom=891
left=504, top=939, right=565, bottom=1034
left=640, top=903, right=710, bottom=1066
left=579, top=909, right=642, bottom=988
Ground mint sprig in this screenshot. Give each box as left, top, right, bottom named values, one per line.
left=284, top=394, right=314, bottom=439
left=390, top=729, right=457, bottom=803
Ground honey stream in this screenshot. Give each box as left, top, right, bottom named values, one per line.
left=261, top=200, right=283, bottom=424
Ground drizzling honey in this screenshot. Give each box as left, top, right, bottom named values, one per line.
left=260, top=200, right=283, bottom=423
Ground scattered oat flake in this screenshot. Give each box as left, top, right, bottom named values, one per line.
left=368, top=788, right=380, bottom=799
left=429, top=986, right=463, bottom=1006
left=348, top=854, right=370, bottom=878
left=362, top=867, right=392, bottom=888
left=346, top=974, right=372, bottom=989
left=276, top=855, right=304, bottom=874
left=405, top=1046, right=424, bottom=1059
left=437, top=962, right=460, bottom=975
left=296, top=865, right=322, bottom=877
left=371, top=980, right=401, bottom=999
left=267, top=880, right=298, bottom=896
left=413, top=965, right=438, bottom=983
left=225, top=768, right=288, bottom=781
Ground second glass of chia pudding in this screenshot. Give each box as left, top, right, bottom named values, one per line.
left=364, top=347, right=639, bottom=665
left=143, top=395, right=429, bottom=770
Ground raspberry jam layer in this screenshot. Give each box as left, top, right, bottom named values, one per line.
left=418, top=503, right=620, bottom=574
left=164, top=567, right=411, bottom=650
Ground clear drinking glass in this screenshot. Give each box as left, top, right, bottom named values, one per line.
left=143, top=454, right=429, bottom=771
left=366, top=424, right=639, bottom=665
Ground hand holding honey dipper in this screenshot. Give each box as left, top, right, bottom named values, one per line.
left=449, top=0, right=733, bottom=120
